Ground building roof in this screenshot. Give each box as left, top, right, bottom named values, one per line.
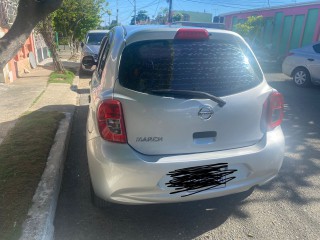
left=173, top=10, right=213, bottom=23
left=220, top=1, right=320, bottom=16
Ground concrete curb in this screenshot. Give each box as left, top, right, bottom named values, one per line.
left=19, top=112, right=73, bottom=240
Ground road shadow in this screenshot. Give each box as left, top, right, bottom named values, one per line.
left=254, top=79, right=320, bottom=205
left=54, top=105, right=255, bottom=240
left=54, top=78, right=320, bottom=239
left=261, top=63, right=282, bottom=73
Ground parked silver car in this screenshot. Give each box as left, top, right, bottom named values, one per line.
left=282, top=42, right=320, bottom=87
left=86, top=25, right=285, bottom=206
left=80, top=30, right=109, bottom=76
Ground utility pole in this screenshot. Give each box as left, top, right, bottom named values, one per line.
left=168, top=0, right=173, bottom=23
left=116, top=0, right=119, bottom=24
left=134, top=0, right=137, bottom=25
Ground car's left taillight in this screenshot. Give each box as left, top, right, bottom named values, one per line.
left=97, top=99, right=127, bottom=143
left=263, top=91, right=284, bottom=131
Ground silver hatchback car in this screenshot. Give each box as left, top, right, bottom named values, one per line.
left=86, top=25, right=285, bottom=206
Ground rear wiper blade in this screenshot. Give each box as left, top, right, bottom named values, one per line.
left=150, top=89, right=226, bottom=107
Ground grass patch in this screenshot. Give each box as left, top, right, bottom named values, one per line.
left=0, top=111, right=64, bottom=240
left=48, top=70, right=75, bottom=85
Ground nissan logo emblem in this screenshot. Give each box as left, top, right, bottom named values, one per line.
left=198, top=106, right=214, bottom=120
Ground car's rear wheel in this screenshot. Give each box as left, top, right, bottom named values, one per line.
left=90, top=180, right=110, bottom=208
left=293, top=67, right=311, bottom=87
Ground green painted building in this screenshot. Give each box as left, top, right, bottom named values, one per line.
left=173, top=11, right=213, bottom=23
left=221, top=2, right=320, bottom=56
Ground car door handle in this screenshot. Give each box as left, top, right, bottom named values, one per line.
left=307, top=58, right=314, bottom=61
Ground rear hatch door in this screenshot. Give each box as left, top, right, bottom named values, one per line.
left=114, top=30, right=270, bottom=155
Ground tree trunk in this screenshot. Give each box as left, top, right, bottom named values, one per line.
left=0, top=0, right=62, bottom=69
left=76, top=41, right=79, bottom=53
left=38, top=17, right=64, bottom=72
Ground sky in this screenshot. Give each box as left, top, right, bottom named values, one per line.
left=103, top=0, right=315, bottom=25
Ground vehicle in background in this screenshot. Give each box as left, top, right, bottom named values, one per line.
left=282, top=42, right=320, bottom=87
left=79, top=30, right=109, bottom=76
left=85, top=25, right=285, bottom=206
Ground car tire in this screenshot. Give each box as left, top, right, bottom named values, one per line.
left=292, top=67, right=311, bottom=87
left=90, top=180, right=110, bottom=208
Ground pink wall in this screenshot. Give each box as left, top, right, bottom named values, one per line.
left=314, top=7, right=320, bottom=41
left=224, top=3, right=320, bottom=34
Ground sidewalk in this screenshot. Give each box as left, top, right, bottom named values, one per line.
left=0, top=59, right=80, bottom=240
left=0, top=60, right=78, bottom=144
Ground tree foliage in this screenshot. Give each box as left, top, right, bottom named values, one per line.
left=154, top=8, right=168, bottom=25
left=52, top=0, right=107, bottom=52
left=130, top=10, right=150, bottom=25
left=172, top=13, right=183, bottom=22
left=234, top=16, right=264, bottom=43
left=36, top=16, right=65, bottom=72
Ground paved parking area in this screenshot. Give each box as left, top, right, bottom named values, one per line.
left=54, top=73, right=320, bottom=240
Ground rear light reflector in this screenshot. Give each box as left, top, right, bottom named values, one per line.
left=265, top=91, right=284, bottom=131
left=174, top=28, right=209, bottom=40
left=97, top=99, right=127, bottom=143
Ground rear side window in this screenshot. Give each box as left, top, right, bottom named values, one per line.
left=97, top=32, right=113, bottom=78
left=86, top=33, right=106, bottom=45
left=119, top=39, right=263, bottom=97
left=313, top=43, right=320, bottom=53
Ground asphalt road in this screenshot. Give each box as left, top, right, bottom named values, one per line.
left=54, top=73, right=320, bottom=240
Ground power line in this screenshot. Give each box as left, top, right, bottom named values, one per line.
left=123, top=10, right=135, bottom=22
left=137, top=0, right=161, bottom=11
left=127, top=0, right=134, bottom=5
left=153, top=0, right=161, bottom=18
left=175, top=0, right=185, bottom=11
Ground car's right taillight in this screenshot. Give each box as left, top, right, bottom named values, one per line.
left=97, top=99, right=127, bottom=143
left=264, top=91, right=284, bottom=131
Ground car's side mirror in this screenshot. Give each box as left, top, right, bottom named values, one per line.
left=82, top=56, right=97, bottom=70
left=81, top=42, right=84, bottom=48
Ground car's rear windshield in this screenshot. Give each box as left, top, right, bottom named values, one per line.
left=119, top=39, right=263, bottom=97
left=86, top=33, right=106, bottom=45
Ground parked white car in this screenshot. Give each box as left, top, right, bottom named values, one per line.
left=282, top=42, right=320, bottom=87
left=86, top=25, right=285, bottom=206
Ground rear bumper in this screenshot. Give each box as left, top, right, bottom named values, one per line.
left=87, top=127, right=285, bottom=204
